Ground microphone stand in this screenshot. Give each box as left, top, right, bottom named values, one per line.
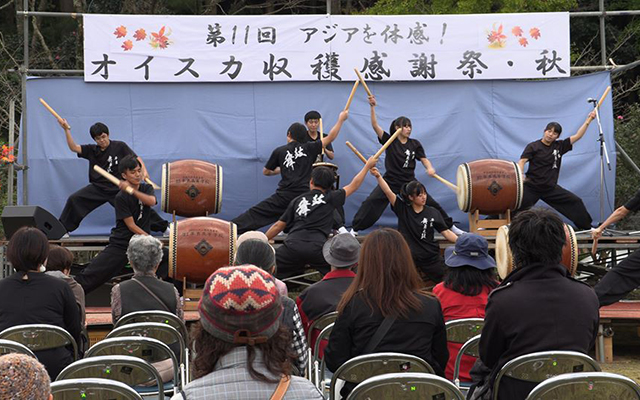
left=589, top=98, right=611, bottom=227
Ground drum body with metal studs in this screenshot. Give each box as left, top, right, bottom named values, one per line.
left=495, top=223, right=578, bottom=279
left=169, top=217, right=237, bottom=284
left=456, top=160, right=523, bottom=215
left=161, top=160, right=222, bottom=217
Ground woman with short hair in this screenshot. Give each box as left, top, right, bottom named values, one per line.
left=325, top=228, right=448, bottom=399
left=46, top=245, right=86, bottom=326
left=0, top=227, right=81, bottom=379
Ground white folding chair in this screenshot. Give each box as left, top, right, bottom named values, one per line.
left=347, top=372, right=465, bottom=400
left=525, top=371, right=640, bottom=399
left=51, top=378, right=143, bottom=399
left=0, top=324, right=78, bottom=361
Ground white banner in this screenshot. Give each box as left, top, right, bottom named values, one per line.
left=84, top=13, right=569, bottom=82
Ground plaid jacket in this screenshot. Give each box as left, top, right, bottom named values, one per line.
left=170, top=347, right=323, bottom=400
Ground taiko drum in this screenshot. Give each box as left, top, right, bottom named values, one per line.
left=169, top=217, right=237, bottom=284
left=456, top=159, right=524, bottom=215
left=161, top=160, right=222, bottom=217
left=495, top=223, right=578, bottom=279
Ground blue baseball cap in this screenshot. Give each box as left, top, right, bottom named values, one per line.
left=445, top=233, right=496, bottom=270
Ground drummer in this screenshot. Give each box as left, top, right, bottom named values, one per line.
left=303, top=110, right=334, bottom=161
left=517, top=111, right=596, bottom=230
left=232, top=111, right=349, bottom=235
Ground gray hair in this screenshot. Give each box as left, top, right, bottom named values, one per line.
left=127, top=235, right=163, bottom=274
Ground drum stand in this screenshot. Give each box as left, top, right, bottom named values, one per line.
left=468, top=209, right=512, bottom=237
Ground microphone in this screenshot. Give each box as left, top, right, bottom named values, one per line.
left=587, top=98, right=597, bottom=104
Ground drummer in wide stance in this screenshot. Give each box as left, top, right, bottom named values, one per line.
left=517, top=111, right=596, bottom=230
left=232, top=111, right=348, bottom=235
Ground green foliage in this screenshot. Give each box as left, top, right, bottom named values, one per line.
left=614, top=104, right=640, bottom=229
left=365, top=0, right=578, bottom=15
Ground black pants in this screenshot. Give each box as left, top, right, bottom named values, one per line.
left=275, top=236, right=330, bottom=280
left=594, top=248, right=640, bottom=306
left=60, top=183, right=168, bottom=233
left=75, top=245, right=169, bottom=294
left=232, top=189, right=305, bottom=235
left=518, top=183, right=592, bottom=230
left=352, top=181, right=454, bottom=231
left=415, top=257, right=446, bottom=284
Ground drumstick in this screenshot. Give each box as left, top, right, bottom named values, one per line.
left=93, top=165, right=134, bottom=194
left=596, top=86, right=611, bottom=109
left=319, top=118, right=324, bottom=155
left=39, top=98, right=70, bottom=129
left=433, top=174, right=458, bottom=192
left=373, top=128, right=401, bottom=159
left=145, top=177, right=161, bottom=190
left=344, top=80, right=360, bottom=111
left=346, top=141, right=367, bottom=164
left=591, top=237, right=599, bottom=260
left=354, top=68, right=373, bottom=97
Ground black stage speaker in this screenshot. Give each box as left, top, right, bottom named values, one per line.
left=1, top=206, right=67, bottom=240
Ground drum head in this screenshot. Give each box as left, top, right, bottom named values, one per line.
left=168, top=219, right=177, bottom=279
left=456, top=164, right=470, bottom=212
left=495, top=225, right=513, bottom=279
left=513, top=162, right=524, bottom=211
left=313, top=162, right=339, bottom=171
left=563, top=224, right=579, bottom=276
left=161, top=163, right=169, bottom=213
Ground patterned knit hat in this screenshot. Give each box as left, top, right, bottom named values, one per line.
left=0, top=353, right=51, bottom=400
left=198, top=265, right=283, bottom=345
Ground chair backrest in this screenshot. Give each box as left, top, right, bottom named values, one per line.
left=114, top=310, right=188, bottom=343
left=85, top=336, right=180, bottom=388
left=307, top=311, right=338, bottom=350
left=51, top=378, right=143, bottom=400
left=313, top=322, right=334, bottom=364
left=493, top=351, right=601, bottom=400
left=330, top=353, right=436, bottom=400
left=0, top=338, right=37, bottom=358
left=56, top=355, right=164, bottom=400
left=525, top=372, right=640, bottom=400
left=445, top=318, right=484, bottom=343
left=453, top=334, right=481, bottom=384
left=0, top=324, right=78, bottom=360
left=107, top=322, right=185, bottom=364
left=346, top=372, right=466, bottom=400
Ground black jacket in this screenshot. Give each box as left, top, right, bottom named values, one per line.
left=325, top=291, right=448, bottom=398
left=472, top=262, right=599, bottom=400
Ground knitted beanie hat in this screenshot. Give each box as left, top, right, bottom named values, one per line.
left=198, top=265, right=283, bottom=345
left=0, top=353, right=51, bottom=400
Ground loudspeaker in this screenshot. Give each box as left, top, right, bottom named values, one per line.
left=1, top=206, right=67, bottom=240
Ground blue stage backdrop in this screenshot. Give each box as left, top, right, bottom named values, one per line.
left=21, top=72, right=615, bottom=236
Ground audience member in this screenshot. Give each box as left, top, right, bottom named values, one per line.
left=432, top=233, right=499, bottom=382
left=468, top=208, right=599, bottom=400
left=325, top=228, right=448, bottom=399
left=236, top=231, right=287, bottom=296
left=172, top=265, right=323, bottom=400
left=0, top=353, right=51, bottom=400
left=46, top=245, right=86, bottom=326
left=296, top=233, right=359, bottom=357
left=234, top=239, right=307, bottom=375
left=0, top=227, right=81, bottom=380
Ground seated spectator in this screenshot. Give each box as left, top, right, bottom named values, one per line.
left=46, top=245, right=86, bottom=327
left=172, top=265, right=323, bottom=400
left=0, top=227, right=81, bottom=380
left=234, top=238, right=307, bottom=375
left=468, top=208, right=599, bottom=400
left=433, top=233, right=499, bottom=382
left=0, top=353, right=51, bottom=400
left=325, top=228, right=448, bottom=399
left=237, top=230, right=287, bottom=296
left=296, top=233, right=359, bottom=357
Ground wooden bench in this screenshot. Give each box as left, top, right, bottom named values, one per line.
left=596, top=300, right=640, bottom=363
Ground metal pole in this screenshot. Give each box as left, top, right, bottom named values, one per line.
left=8, top=100, right=15, bottom=206
left=599, top=0, right=607, bottom=66
left=21, top=0, right=28, bottom=205
left=326, top=0, right=330, bottom=14
left=616, top=141, right=640, bottom=177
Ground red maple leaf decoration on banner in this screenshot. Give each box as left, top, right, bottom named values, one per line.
left=530, top=27, right=541, bottom=39
left=113, top=25, right=127, bottom=38
left=150, top=26, right=170, bottom=49
left=512, top=26, right=523, bottom=37
left=519, top=37, right=529, bottom=47
left=134, top=29, right=146, bottom=41
left=122, top=40, right=133, bottom=51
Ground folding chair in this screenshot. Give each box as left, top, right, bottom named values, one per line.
left=453, top=334, right=481, bottom=390
left=493, top=351, right=601, bottom=400
left=0, top=324, right=78, bottom=361
left=85, top=336, right=180, bottom=396
left=347, top=372, right=465, bottom=400
left=0, top=338, right=37, bottom=358
left=306, top=311, right=338, bottom=379
left=445, top=318, right=484, bottom=344
left=329, top=352, right=435, bottom=400
left=56, top=355, right=164, bottom=399
left=51, top=378, right=143, bottom=400
left=313, top=322, right=334, bottom=390
left=114, top=310, right=189, bottom=381
left=107, top=322, right=187, bottom=385
left=525, top=371, right=640, bottom=400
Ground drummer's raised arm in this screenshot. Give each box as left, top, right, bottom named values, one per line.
left=321, top=110, right=348, bottom=148
left=369, top=95, right=384, bottom=139
left=59, top=118, right=81, bottom=154
left=570, top=110, right=597, bottom=145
